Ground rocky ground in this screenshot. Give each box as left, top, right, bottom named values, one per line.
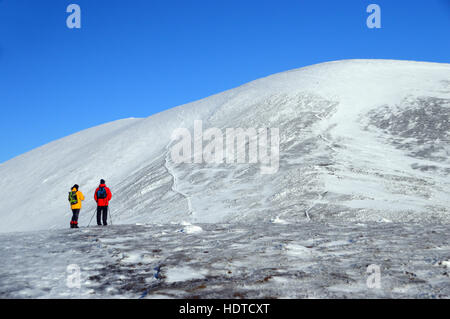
left=1, top=220, right=450, bottom=299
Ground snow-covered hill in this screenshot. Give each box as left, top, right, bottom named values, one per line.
left=0, top=59, right=449, bottom=233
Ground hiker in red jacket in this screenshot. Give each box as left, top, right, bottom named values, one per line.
left=94, top=179, right=112, bottom=226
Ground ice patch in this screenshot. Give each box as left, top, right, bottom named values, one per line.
left=285, top=244, right=319, bottom=259
left=271, top=216, right=289, bottom=224
left=164, top=266, right=208, bottom=283
left=121, top=252, right=155, bottom=264
left=271, top=276, right=291, bottom=284
left=319, top=240, right=350, bottom=248
left=178, top=222, right=203, bottom=234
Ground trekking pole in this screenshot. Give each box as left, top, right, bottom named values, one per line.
left=69, top=203, right=72, bottom=228
left=87, top=208, right=96, bottom=227
left=108, top=206, right=113, bottom=225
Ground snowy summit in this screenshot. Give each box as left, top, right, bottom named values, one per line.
left=0, top=59, right=448, bottom=233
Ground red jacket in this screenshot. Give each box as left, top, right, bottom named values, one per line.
left=94, top=184, right=112, bottom=207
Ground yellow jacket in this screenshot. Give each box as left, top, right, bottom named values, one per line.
left=70, top=188, right=85, bottom=210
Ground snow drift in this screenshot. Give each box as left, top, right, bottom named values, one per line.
left=0, top=59, right=449, bottom=233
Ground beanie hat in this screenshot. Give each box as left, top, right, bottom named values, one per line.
left=100, top=179, right=105, bottom=184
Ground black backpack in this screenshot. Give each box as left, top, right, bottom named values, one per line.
left=97, top=187, right=107, bottom=199
left=68, top=191, right=78, bottom=205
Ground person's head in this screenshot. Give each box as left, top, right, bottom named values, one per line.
left=72, top=184, right=79, bottom=191
left=100, top=179, right=105, bottom=185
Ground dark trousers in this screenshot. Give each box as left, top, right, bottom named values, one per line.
left=97, top=206, right=108, bottom=225
left=71, top=209, right=80, bottom=227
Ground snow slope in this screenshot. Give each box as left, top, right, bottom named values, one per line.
left=0, top=59, right=449, bottom=233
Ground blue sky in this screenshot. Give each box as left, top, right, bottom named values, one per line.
left=0, top=0, right=449, bottom=163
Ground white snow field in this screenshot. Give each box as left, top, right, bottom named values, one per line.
left=0, top=59, right=449, bottom=298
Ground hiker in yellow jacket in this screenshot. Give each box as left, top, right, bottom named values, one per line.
left=68, top=184, right=85, bottom=228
